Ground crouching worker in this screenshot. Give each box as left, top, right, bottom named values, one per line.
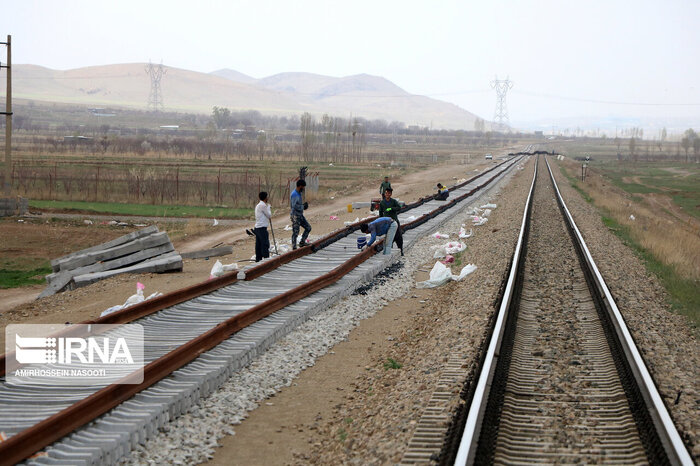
left=290, top=179, right=311, bottom=249
left=360, top=217, right=398, bottom=256
left=436, top=183, right=449, bottom=200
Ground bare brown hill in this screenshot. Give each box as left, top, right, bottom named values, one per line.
left=12, top=63, right=479, bottom=129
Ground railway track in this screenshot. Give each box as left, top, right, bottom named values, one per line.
left=448, top=156, right=692, bottom=465
left=0, top=155, right=524, bottom=465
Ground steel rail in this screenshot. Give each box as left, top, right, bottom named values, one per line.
left=453, top=156, right=692, bottom=465
left=543, top=157, right=692, bottom=465
left=0, top=159, right=510, bottom=375
left=453, top=156, right=538, bottom=465
left=0, top=243, right=381, bottom=465
left=1, top=156, right=523, bottom=464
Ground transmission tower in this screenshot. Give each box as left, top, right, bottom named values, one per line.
left=145, top=61, right=166, bottom=112
left=491, top=76, right=513, bottom=131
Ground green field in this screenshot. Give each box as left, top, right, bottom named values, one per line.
left=597, top=162, right=700, bottom=220
left=29, top=200, right=253, bottom=219
left=0, top=258, right=52, bottom=289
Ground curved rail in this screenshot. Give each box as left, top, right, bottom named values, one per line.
left=453, top=155, right=691, bottom=465
left=0, top=156, right=524, bottom=464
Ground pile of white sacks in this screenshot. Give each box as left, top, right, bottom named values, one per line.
left=416, top=203, right=497, bottom=289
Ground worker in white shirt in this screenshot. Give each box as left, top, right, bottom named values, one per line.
left=254, top=191, right=272, bottom=262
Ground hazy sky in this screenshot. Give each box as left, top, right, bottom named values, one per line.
left=2, top=0, right=699, bottom=129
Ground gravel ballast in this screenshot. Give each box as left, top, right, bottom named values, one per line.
left=125, top=154, right=697, bottom=464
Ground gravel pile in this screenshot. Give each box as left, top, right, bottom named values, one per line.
left=550, top=161, right=699, bottom=460
left=125, top=161, right=533, bottom=465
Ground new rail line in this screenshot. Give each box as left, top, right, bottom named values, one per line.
left=0, top=155, right=524, bottom=465
left=445, top=156, right=692, bottom=465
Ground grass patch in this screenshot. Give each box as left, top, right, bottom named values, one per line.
left=383, top=358, right=402, bottom=370
left=0, top=264, right=52, bottom=288
left=30, top=200, right=252, bottom=219
left=601, top=215, right=699, bottom=328
left=337, top=428, right=348, bottom=443
left=559, top=165, right=593, bottom=203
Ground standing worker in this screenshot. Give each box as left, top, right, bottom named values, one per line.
left=290, top=179, right=311, bottom=249
left=254, top=191, right=272, bottom=262
left=379, top=176, right=392, bottom=196
left=436, top=183, right=449, bottom=200
left=360, top=216, right=398, bottom=256
left=378, top=188, right=404, bottom=256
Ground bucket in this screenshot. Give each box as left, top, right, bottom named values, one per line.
left=347, top=204, right=353, bottom=213
left=357, top=236, right=367, bottom=249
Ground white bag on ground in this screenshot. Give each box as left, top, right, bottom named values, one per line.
left=455, top=264, right=477, bottom=280
left=416, top=262, right=478, bottom=288
left=433, top=232, right=449, bottom=239
left=416, top=262, right=454, bottom=288
left=209, top=260, right=224, bottom=278
left=480, top=203, right=497, bottom=209
left=445, top=241, right=466, bottom=255
left=459, top=227, right=473, bottom=239
left=100, top=282, right=162, bottom=317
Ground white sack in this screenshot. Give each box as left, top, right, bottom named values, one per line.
left=416, top=262, right=477, bottom=288
left=459, top=227, right=473, bottom=239
left=416, top=262, right=454, bottom=289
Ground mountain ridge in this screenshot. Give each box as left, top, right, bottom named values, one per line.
left=9, top=63, right=480, bottom=129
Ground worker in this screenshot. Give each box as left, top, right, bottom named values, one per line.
left=436, top=183, right=449, bottom=201
left=360, top=216, right=398, bottom=255
left=254, top=191, right=272, bottom=262
left=290, top=179, right=311, bottom=249
left=379, top=176, right=392, bottom=196
left=378, top=188, right=404, bottom=256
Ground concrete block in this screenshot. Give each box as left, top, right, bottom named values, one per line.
left=72, top=253, right=183, bottom=288
left=46, top=243, right=175, bottom=284
left=180, top=245, right=233, bottom=259
left=51, top=226, right=159, bottom=272
left=38, top=272, right=74, bottom=299
left=58, top=231, right=171, bottom=272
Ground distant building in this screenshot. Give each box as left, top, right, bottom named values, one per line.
left=534, top=131, right=544, bottom=138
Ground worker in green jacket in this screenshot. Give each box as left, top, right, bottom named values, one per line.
left=379, top=176, right=392, bottom=196
left=379, top=187, right=404, bottom=256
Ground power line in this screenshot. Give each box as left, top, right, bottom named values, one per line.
left=512, top=89, right=700, bottom=106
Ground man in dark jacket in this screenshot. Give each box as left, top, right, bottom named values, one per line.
left=378, top=188, right=404, bottom=256
left=290, top=179, right=311, bottom=249
left=379, top=176, right=392, bottom=196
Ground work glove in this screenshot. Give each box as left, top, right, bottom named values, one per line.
left=303, top=202, right=308, bottom=210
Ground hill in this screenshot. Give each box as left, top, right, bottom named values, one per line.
left=10, top=63, right=480, bottom=129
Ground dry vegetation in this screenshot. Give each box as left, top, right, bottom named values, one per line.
left=559, top=159, right=699, bottom=281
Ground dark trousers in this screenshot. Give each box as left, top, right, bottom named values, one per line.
left=291, top=214, right=311, bottom=248
left=254, top=227, right=270, bottom=262
left=394, top=222, right=403, bottom=250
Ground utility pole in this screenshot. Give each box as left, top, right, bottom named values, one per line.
left=491, top=76, right=513, bottom=132
left=1, top=35, right=11, bottom=196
